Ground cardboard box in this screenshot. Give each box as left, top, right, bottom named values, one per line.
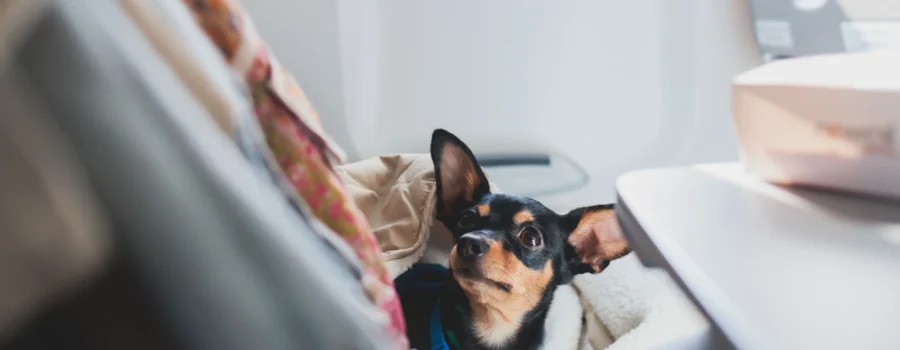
left=732, top=51, right=900, bottom=199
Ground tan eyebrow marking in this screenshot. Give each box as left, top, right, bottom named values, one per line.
left=477, top=204, right=491, bottom=216
left=513, top=210, right=534, bottom=225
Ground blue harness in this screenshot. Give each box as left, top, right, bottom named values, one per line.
left=395, top=264, right=460, bottom=350
left=428, top=300, right=450, bottom=350
left=428, top=298, right=462, bottom=350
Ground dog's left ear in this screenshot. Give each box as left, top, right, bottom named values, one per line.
left=562, top=204, right=631, bottom=274
left=430, top=129, right=491, bottom=221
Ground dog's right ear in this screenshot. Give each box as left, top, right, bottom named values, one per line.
left=430, top=129, right=491, bottom=221
left=561, top=204, right=631, bottom=275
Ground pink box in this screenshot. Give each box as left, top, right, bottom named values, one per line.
left=732, top=51, right=900, bottom=200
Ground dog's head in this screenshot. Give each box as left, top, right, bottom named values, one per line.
left=430, top=129, right=631, bottom=346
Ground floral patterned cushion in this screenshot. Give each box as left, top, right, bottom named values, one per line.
left=182, top=0, right=407, bottom=348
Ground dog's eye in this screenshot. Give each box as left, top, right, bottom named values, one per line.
left=518, top=227, right=543, bottom=248
left=458, top=211, right=477, bottom=229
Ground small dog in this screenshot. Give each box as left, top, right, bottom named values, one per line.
left=396, top=129, right=631, bottom=350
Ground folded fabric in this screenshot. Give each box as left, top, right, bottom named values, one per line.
left=121, top=0, right=365, bottom=277
left=182, top=0, right=346, bottom=162
left=181, top=0, right=407, bottom=346
left=337, top=155, right=442, bottom=276
left=337, top=154, right=500, bottom=278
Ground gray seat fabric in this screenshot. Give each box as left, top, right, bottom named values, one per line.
left=0, top=69, right=111, bottom=342
left=12, top=1, right=391, bottom=349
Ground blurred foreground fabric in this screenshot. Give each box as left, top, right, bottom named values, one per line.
left=0, top=0, right=400, bottom=348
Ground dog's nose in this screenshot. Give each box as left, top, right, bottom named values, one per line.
left=457, top=233, right=489, bottom=260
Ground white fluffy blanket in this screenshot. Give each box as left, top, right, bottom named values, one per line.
left=541, top=255, right=710, bottom=349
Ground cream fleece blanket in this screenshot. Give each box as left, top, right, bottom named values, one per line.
left=337, top=154, right=709, bottom=349
left=543, top=255, right=711, bottom=349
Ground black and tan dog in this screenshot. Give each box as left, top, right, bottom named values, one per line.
left=395, top=129, right=631, bottom=350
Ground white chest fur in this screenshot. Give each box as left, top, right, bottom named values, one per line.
left=472, top=305, right=522, bottom=348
